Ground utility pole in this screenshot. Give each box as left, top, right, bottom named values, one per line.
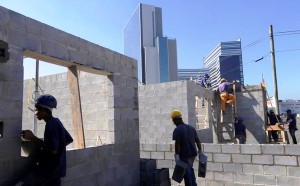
left=269, top=25, right=279, bottom=115
left=34, top=59, right=39, bottom=135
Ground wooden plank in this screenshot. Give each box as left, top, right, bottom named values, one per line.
left=67, top=66, right=85, bottom=148
left=24, top=50, right=113, bottom=76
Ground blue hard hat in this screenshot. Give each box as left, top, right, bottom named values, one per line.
left=35, top=94, right=57, bottom=111
left=204, top=73, right=209, bottom=78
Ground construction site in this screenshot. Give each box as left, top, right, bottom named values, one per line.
left=1, top=6, right=300, bottom=186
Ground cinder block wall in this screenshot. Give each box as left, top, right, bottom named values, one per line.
left=23, top=72, right=110, bottom=148
left=139, top=81, right=215, bottom=144
left=237, top=85, right=267, bottom=144
left=0, top=6, right=139, bottom=185
left=141, top=143, right=300, bottom=186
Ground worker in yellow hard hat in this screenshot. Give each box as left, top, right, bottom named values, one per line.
left=170, top=110, right=202, bottom=185
left=218, top=78, right=236, bottom=114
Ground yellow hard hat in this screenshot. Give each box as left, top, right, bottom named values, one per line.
left=171, top=110, right=182, bottom=119
left=221, top=78, right=227, bottom=83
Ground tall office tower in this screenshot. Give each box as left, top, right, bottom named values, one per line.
left=178, top=68, right=210, bottom=81
left=123, top=3, right=178, bottom=84
left=203, top=40, right=244, bottom=89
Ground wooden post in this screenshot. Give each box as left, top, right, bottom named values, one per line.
left=67, top=66, right=85, bottom=148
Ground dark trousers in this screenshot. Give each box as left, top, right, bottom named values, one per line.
left=270, top=131, right=279, bottom=142
left=182, top=157, right=197, bottom=186
left=289, top=129, right=297, bottom=144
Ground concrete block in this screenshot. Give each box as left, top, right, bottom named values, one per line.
left=141, top=151, right=151, bottom=159
left=243, top=164, right=263, bottom=174
left=26, top=17, right=42, bottom=36
left=75, top=147, right=97, bottom=164
left=221, top=144, right=240, bottom=154
left=8, top=45, right=23, bottom=63
left=8, top=10, right=26, bottom=31
left=232, top=154, right=251, bottom=163
left=151, top=152, right=164, bottom=159
left=25, top=32, right=41, bottom=52
left=277, top=176, right=300, bottom=186
left=0, top=139, right=21, bottom=158
left=214, top=172, right=233, bottom=182
left=264, top=165, right=286, bottom=176
left=234, top=173, right=253, bottom=184
left=287, top=167, right=300, bottom=177
left=67, top=49, right=88, bottom=65
left=156, top=144, right=172, bottom=152
left=223, top=163, right=243, bottom=173
left=0, top=6, right=10, bottom=26
left=274, top=155, right=297, bottom=166
left=156, top=160, right=173, bottom=169
left=203, top=144, right=221, bottom=153
left=253, top=174, right=276, bottom=185
left=285, top=145, right=300, bottom=155
left=5, top=81, right=23, bottom=100
left=240, top=144, right=261, bottom=154
left=207, top=162, right=223, bottom=171
left=262, top=144, right=284, bottom=155
left=252, top=155, right=273, bottom=165
left=0, top=100, right=22, bottom=119
left=164, top=152, right=174, bottom=160
left=41, top=39, right=67, bottom=60
left=7, top=28, right=25, bottom=48
left=213, top=154, right=231, bottom=163
left=142, top=144, right=156, bottom=151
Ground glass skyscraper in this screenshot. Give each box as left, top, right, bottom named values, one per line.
left=203, top=40, right=244, bottom=89
left=123, top=3, right=178, bottom=84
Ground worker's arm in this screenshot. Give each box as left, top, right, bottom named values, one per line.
left=22, top=130, right=58, bottom=154
left=195, top=135, right=202, bottom=152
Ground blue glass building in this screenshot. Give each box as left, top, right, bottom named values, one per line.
left=123, top=4, right=178, bottom=84
left=203, top=40, right=244, bottom=89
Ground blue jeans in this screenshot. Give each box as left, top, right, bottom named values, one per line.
left=289, top=129, right=297, bottom=144
left=182, top=157, right=197, bottom=186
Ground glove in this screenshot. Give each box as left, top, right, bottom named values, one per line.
left=174, top=154, right=180, bottom=163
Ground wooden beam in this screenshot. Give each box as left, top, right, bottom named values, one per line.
left=24, top=50, right=113, bottom=76
left=67, top=66, right=85, bottom=148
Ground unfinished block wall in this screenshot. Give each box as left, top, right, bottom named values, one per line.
left=23, top=72, right=110, bottom=148
left=141, top=143, right=300, bottom=186
left=0, top=6, right=139, bottom=185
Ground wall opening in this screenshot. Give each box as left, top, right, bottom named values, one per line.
left=22, top=55, right=112, bottom=152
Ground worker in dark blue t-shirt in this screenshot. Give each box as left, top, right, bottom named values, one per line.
left=285, top=109, right=298, bottom=144
left=20, top=94, right=73, bottom=186
left=234, top=116, right=246, bottom=144
left=171, top=110, right=202, bottom=186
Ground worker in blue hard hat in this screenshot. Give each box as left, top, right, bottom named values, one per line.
left=197, top=73, right=211, bottom=107
left=20, top=94, right=73, bottom=186
left=234, top=116, right=246, bottom=144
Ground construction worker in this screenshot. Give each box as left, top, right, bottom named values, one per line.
left=171, top=110, right=202, bottom=186
left=267, top=109, right=282, bottom=143
left=19, top=94, right=73, bottom=186
left=197, top=73, right=211, bottom=106
left=285, top=109, right=298, bottom=144
left=234, top=116, right=246, bottom=144
left=218, top=78, right=236, bottom=114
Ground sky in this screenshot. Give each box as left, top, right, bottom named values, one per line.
left=1, top=0, right=300, bottom=100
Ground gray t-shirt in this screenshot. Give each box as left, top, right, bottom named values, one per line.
left=172, top=124, right=198, bottom=159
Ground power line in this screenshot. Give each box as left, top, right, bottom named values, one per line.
left=276, top=48, right=300, bottom=53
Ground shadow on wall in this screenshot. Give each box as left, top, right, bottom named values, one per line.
left=237, top=88, right=266, bottom=144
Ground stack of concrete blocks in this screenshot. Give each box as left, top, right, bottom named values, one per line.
left=140, top=159, right=171, bottom=186
left=141, top=143, right=300, bottom=186
left=0, top=6, right=140, bottom=185
left=23, top=72, right=111, bottom=148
